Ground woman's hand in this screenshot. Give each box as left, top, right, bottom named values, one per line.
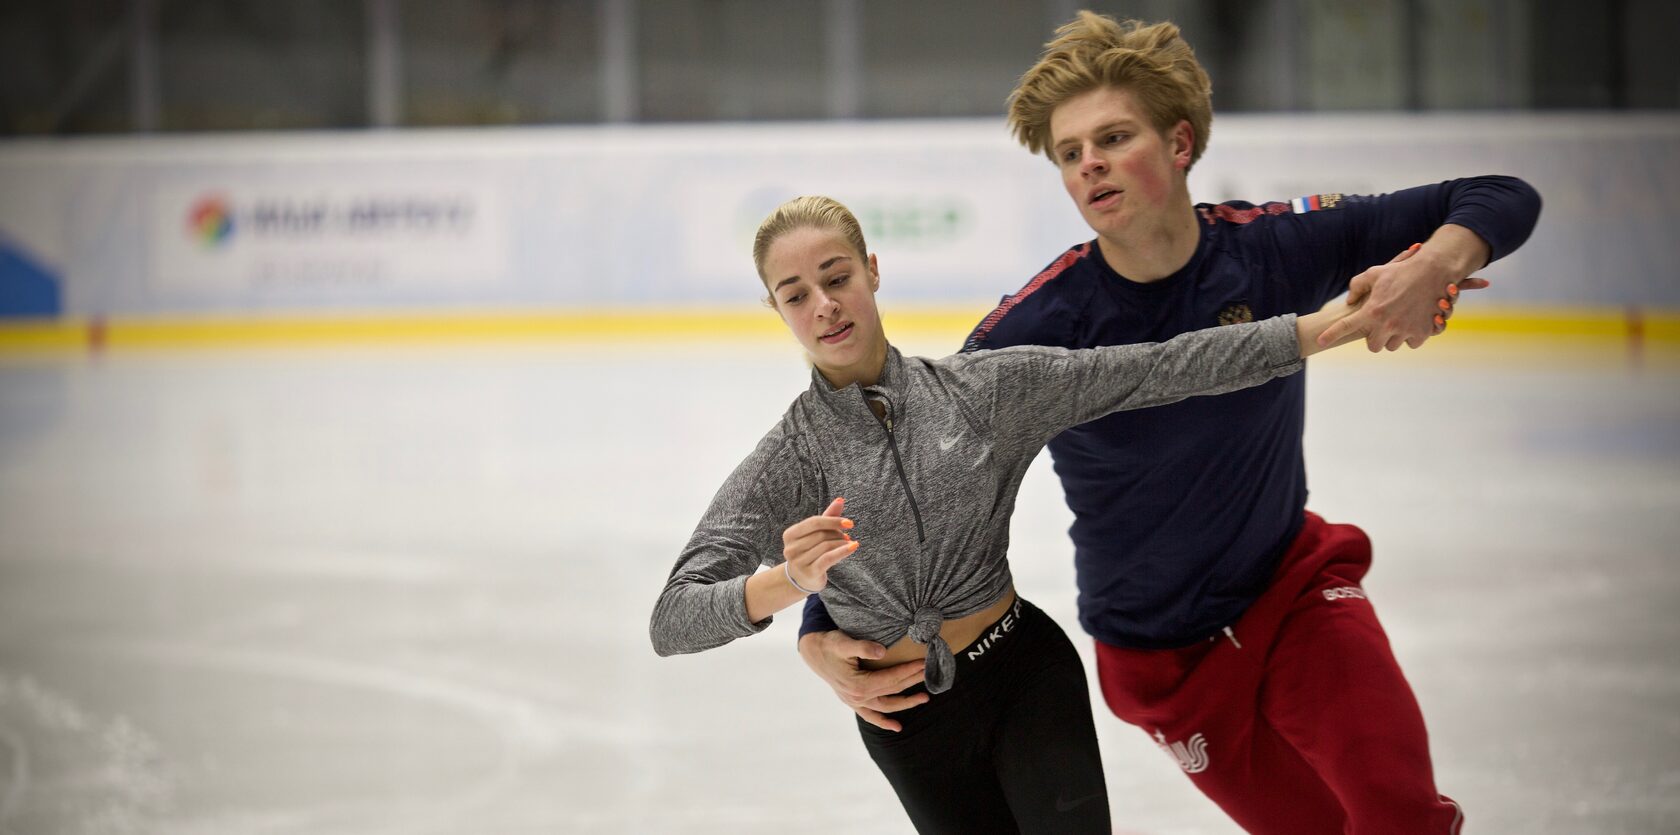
left=782, top=497, right=859, bottom=592
left=1316, top=239, right=1488, bottom=351
left=744, top=497, right=860, bottom=623
left=1302, top=243, right=1471, bottom=356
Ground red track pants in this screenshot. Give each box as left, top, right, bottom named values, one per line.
left=1094, top=512, right=1464, bottom=834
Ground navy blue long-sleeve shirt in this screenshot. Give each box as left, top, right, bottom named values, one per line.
left=803, top=176, right=1541, bottom=649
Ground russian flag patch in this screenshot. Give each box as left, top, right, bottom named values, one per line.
left=1290, top=193, right=1344, bottom=213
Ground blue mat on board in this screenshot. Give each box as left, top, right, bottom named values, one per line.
left=0, top=232, right=62, bottom=317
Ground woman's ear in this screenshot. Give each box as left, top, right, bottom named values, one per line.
left=867, top=253, right=881, bottom=292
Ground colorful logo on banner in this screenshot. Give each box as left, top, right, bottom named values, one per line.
left=188, top=195, right=236, bottom=249
left=155, top=184, right=502, bottom=293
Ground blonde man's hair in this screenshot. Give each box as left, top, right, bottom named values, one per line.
left=1007, top=11, right=1213, bottom=170
left=752, top=195, right=869, bottom=284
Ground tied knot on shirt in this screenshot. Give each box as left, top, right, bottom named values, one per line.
left=909, top=606, right=956, bottom=695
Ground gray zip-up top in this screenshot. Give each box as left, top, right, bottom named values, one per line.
left=651, top=314, right=1303, bottom=693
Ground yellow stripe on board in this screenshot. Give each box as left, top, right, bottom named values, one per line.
left=0, top=305, right=1677, bottom=356
left=0, top=319, right=86, bottom=351
left=0, top=309, right=788, bottom=351
left=1448, top=306, right=1634, bottom=338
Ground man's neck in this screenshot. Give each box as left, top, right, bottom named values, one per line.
left=1095, top=199, right=1201, bottom=284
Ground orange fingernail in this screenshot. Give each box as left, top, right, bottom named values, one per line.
left=1438, top=299, right=1451, bottom=310
left=841, top=518, right=853, bottom=529
left=1409, top=243, right=1421, bottom=252
left=848, top=541, right=859, bottom=550
left=1447, top=284, right=1459, bottom=297
left=1434, top=314, right=1444, bottom=326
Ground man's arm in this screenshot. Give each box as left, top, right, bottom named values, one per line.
left=797, top=595, right=929, bottom=732
left=1319, top=175, right=1542, bottom=351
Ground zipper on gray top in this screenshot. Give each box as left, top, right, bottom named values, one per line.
left=871, top=392, right=927, bottom=544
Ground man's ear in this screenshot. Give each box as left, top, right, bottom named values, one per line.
left=1172, top=119, right=1194, bottom=170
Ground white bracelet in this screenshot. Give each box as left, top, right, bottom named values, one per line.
left=784, top=561, right=821, bottom=595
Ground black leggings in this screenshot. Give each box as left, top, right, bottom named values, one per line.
left=856, top=597, right=1110, bottom=834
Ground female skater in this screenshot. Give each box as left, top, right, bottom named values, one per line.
left=650, top=195, right=1407, bottom=833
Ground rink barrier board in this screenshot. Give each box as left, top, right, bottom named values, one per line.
left=0, top=306, right=1675, bottom=356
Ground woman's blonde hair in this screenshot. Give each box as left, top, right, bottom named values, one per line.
left=1006, top=12, right=1213, bottom=170
left=752, top=195, right=869, bottom=285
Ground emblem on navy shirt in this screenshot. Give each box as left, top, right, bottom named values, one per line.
left=1216, top=302, right=1254, bottom=326
left=1290, top=192, right=1344, bottom=213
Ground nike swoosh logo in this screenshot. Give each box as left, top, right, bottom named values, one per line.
left=938, top=436, right=959, bottom=451
left=1055, top=791, right=1104, bottom=812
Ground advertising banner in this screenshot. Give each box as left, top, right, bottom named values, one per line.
left=147, top=177, right=507, bottom=296
left=0, top=114, right=1674, bottom=317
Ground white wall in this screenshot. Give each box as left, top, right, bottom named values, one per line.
left=0, top=112, right=1675, bottom=316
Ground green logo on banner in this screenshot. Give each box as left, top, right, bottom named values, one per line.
left=735, top=193, right=975, bottom=256
left=853, top=198, right=973, bottom=249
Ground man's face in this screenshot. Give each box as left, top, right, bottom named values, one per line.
left=1048, top=86, right=1192, bottom=239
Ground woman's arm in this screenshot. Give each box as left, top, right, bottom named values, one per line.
left=653, top=498, right=859, bottom=654
left=965, top=314, right=1304, bottom=454
left=650, top=428, right=865, bottom=656
left=1297, top=294, right=1366, bottom=358
left=948, top=247, right=1421, bottom=462
left=650, top=435, right=801, bottom=656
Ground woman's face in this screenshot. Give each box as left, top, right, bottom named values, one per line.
left=761, top=226, right=884, bottom=386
